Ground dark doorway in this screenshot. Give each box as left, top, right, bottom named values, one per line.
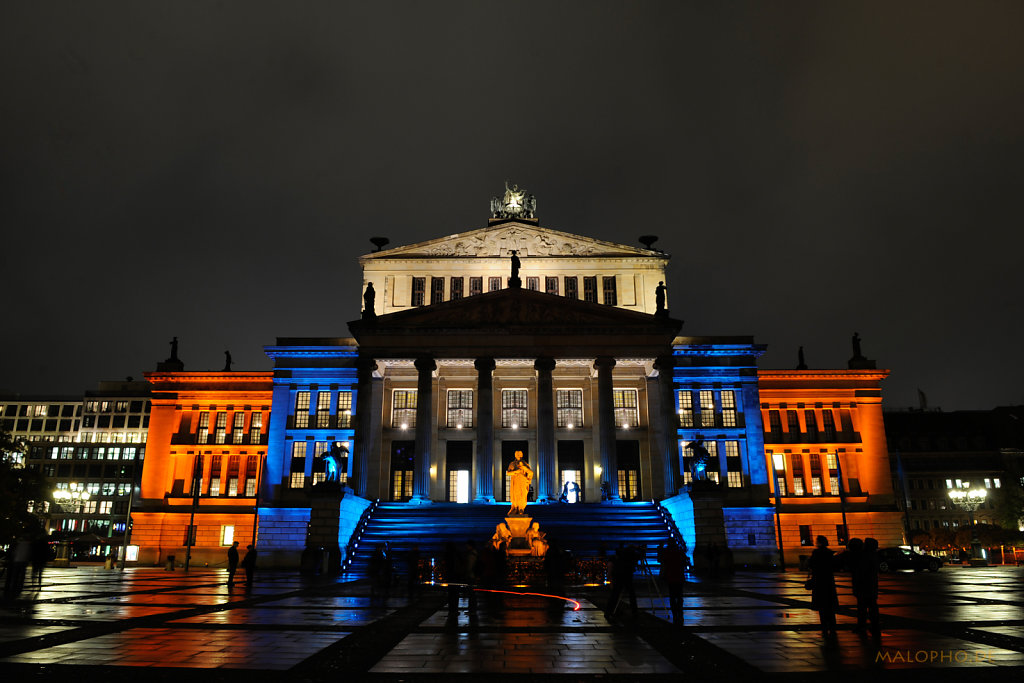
left=390, top=441, right=415, bottom=502
left=557, top=440, right=584, bottom=503
left=616, top=440, right=641, bottom=501
left=446, top=441, right=472, bottom=503
left=501, top=440, right=532, bottom=503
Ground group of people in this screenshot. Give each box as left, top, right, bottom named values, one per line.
left=806, top=535, right=880, bottom=642
left=225, top=541, right=257, bottom=589
left=604, top=540, right=691, bottom=624
left=2, top=536, right=52, bottom=598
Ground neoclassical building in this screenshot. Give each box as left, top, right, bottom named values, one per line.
left=131, top=189, right=904, bottom=568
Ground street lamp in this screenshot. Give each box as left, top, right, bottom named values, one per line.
left=52, top=489, right=91, bottom=567
left=948, top=485, right=988, bottom=566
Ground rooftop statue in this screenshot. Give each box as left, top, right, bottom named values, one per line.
left=362, top=282, right=376, bottom=319
left=490, top=181, right=537, bottom=219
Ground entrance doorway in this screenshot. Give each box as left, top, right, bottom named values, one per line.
left=557, top=440, right=584, bottom=503
left=501, top=440, right=532, bottom=503
left=616, top=440, right=640, bottom=501
left=390, top=441, right=414, bottom=502
left=446, top=441, right=472, bottom=503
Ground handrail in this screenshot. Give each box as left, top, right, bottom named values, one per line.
left=341, top=498, right=379, bottom=573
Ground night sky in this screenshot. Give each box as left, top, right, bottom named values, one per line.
left=2, top=3, right=1022, bottom=411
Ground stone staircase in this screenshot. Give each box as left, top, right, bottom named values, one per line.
left=344, top=501, right=675, bottom=578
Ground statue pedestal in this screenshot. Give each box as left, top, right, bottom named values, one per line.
left=506, top=516, right=532, bottom=555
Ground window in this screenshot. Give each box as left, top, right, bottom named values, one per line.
left=799, top=525, right=813, bottom=546
left=99, top=501, right=113, bottom=514
left=617, top=469, right=639, bottom=499
left=102, top=482, right=115, bottom=495
left=221, top=525, right=234, bottom=546
left=809, top=454, right=822, bottom=495
left=705, top=441, right=719, bottom=483
left=994, top=478, right=1001, bottom=488
left=312, top=442, right=329, bottom=484
left=787, top=410, right=800, bottom=434
left=488, top=276, right=501, bottom=292
left=827, top=452, right=839, bottom=494
left=836, top=524, right=848, bottom=546
left=392, top=389, right=417, bottom=429
left=209, top=454, right=222, bottom=496
left=411, top=277, right=425, bottom=306
left=564, top=276, right=578, bottom=300
left=447, top=389, right=474, bottom=428
left=232, top=412, right=245, bottom=442
left=117, top=483, right=130, bottom=496
left=245, top=455, right=258, bottom=496
left=450, top=277, right=464, bottom=300
left=677, top=391, right=694, bottom=427
left=249, top=412, right=263, bottom=443
left=699, top=390, right=715, bottom=427
left=430, top=276, right=445, bottom=304
left=316, top=392, right=331, bottom=428
left=791, top=454, right=805, bottom=496
left=556, top=389, right=583, bottom=428
left=83, top=500, right=97, bottom=514
left=469, top=277, right=483, bottom=296
left=336, top=392, right=352, bottom=428
left=294, top=392, right=311, bottom=429
left=721, top=391, right=737, bottom=427
left=197, top=412, right=210, bottom=443
left=86, top=482, right=100, bottom=495
left=501, top=389, right=528, bottom=428
left=822, top=410, right=836, bottom=440
left=583, top=276, right=598, bottom=303
left=984, top=478, right=992, bottom=488
left=725, top=441, right=742, bottom=487
left=805, top=410, right=818, bottom=438
left=526, top=276, right=539, bottom=291
left=602, top=276, right=617, bottom=305
left=613, top=389, right=639, bottom=428
left=214, top=413, right=227, bottom=444
left=115, top=401, right=129, bottom=412
left=289, top=442, right=306, bottom=488
left=545, top=276, right=559, bottom=295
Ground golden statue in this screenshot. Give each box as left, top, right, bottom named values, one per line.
left=507, top=450, right=533, bottom=515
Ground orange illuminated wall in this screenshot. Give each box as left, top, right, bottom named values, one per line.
left=133, top=372, right=273, bottom=566
left=757, top=369, right=904, bottom=555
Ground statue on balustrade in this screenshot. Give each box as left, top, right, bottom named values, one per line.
left=526, top=522, right=549, bottom=557
left=507, top=450, right=533, bottom=515
left=491, top=522, right=512, bottom=550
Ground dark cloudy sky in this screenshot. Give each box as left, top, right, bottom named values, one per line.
left=2, top=2, right=1022, bottom=411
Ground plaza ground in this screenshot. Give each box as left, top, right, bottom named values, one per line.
left=0, top=564, right=1022, bottom=681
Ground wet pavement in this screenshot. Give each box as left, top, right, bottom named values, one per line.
left=0, top=565, right=1021, bottom=680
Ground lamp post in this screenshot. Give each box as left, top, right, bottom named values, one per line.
left=52, top=489, right=91, bottom=568
left=948, top=486, right=988, bottom=566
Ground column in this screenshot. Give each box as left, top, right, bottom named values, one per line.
left=474, top=357, right=495, bottom=503
left=352, top=357, right=377, bottom=498
left=534, top=357, right=556, bottom=502
left=594, top=356, right=621, bottom=502
left=654, top=355, right=678, bottom=496
left=412, top=357, right=436, bottom=503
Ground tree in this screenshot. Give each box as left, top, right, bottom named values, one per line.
left=992, top=485, right=1024, bottom=533
left=0, top=429, right=50, bottom=546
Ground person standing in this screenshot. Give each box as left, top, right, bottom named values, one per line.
left=31, top=536, right=50, bottom=589
left=857, top=538, right=881, bottom=639
left=660, top=540, right=686, bottom=624
left=226, top=541, right=240, bottom=586
left=808, top=535, right=839, bottom=641
left=240, top=544, right=257, bottom=590
left=605, top=543, right=639, bottom=620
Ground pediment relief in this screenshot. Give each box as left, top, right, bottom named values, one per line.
left=363, top=223, right=661, bottom=259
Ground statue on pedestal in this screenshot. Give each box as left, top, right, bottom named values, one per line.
left=362, top=282, right=376, bottom=319
left=526, top=522, right=548, bottom=557
left=492, top=522, right=512, bottom=550
left=507, top=450, right=533, bottom=515
left=655, top=281, right=667, bottom=315
left=686, top=438, right=712, bottom=482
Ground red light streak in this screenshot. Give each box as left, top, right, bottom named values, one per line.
left=470, top=587, right=581, bottom=611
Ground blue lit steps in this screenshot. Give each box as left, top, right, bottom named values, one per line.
left=345, top=501, right=673, bottom=578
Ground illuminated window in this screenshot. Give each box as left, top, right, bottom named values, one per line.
left=613, top=389, right=639, bottom=428
left=312, top=442, right=329, bottom=484
left=501, top=389, right=528, bottom=428
left=699, top=390, right=715, bottom=427
left=583, top=276, right=597, bottom=303
left=336, top=392, right=352, bottom=428
left=82, top=500, right=97, bottom=514
left=294, top=392, right=311, bottom=429
left=469, top=277, right=482, bottom=296
left=564, top=276, right=578, bottom=299
left=411, top=277, right=425, bottom=306
left=721, top=391, right=737, bottom=427
left=232, top=412, right=245, bottom=442
left=617, top=469, right=639, bottom=499
left=602, top=276, right=617, bottom=305
left=705, top=441, right=719, bottom=483
left=430, top=276, right=445, bottom=304
left=450, top=277, right=464, bottom=300
left=392, top=389, right=417, bottom=428
left=214, top=412, right=227, bottom=444
left=102, top=482, right=115, bottom=495
left=677, top=391, right=694, bottom=427
left=249, top=412, right=263, bottom=443
left=86, top=482, right=100, bottom=495
left=791, top=454, right=805, bottom=496
left=99, top=501, right=112, bottom=514
left=526, top=276, right=539, bottom=291
left=725, top=441, right=742, bottom=487
left=209, top=454, right=222, bottom=495
left=115, top=401, right=129, bottom=412
left=316, top=392, right=331, bottom=428
left=447, top=389, right=473, bottom=428
left=556, top=389, right=583, bottom=428
left=221, top=525, right=234, bottom=546
left=994, top=478, right=1001, bottom=488
left=488, top=276, right=501, bottom=292
left=545, top=276, right=559, bottom=295
left=289, top=442, right=306, bottom=488
left=727, top=471, right=742, bottom=487
left=197, top=412, right=210, bottom=444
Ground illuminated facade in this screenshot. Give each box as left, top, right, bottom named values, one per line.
left=128, top=193, right=905, bottom=568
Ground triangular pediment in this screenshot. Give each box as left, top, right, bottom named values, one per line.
left=360, top=222, right=664, bottom=260
left=348, top=288, right=682, bottom=358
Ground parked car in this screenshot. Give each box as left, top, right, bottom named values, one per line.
left=877, top=547, right=942, bottom=573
